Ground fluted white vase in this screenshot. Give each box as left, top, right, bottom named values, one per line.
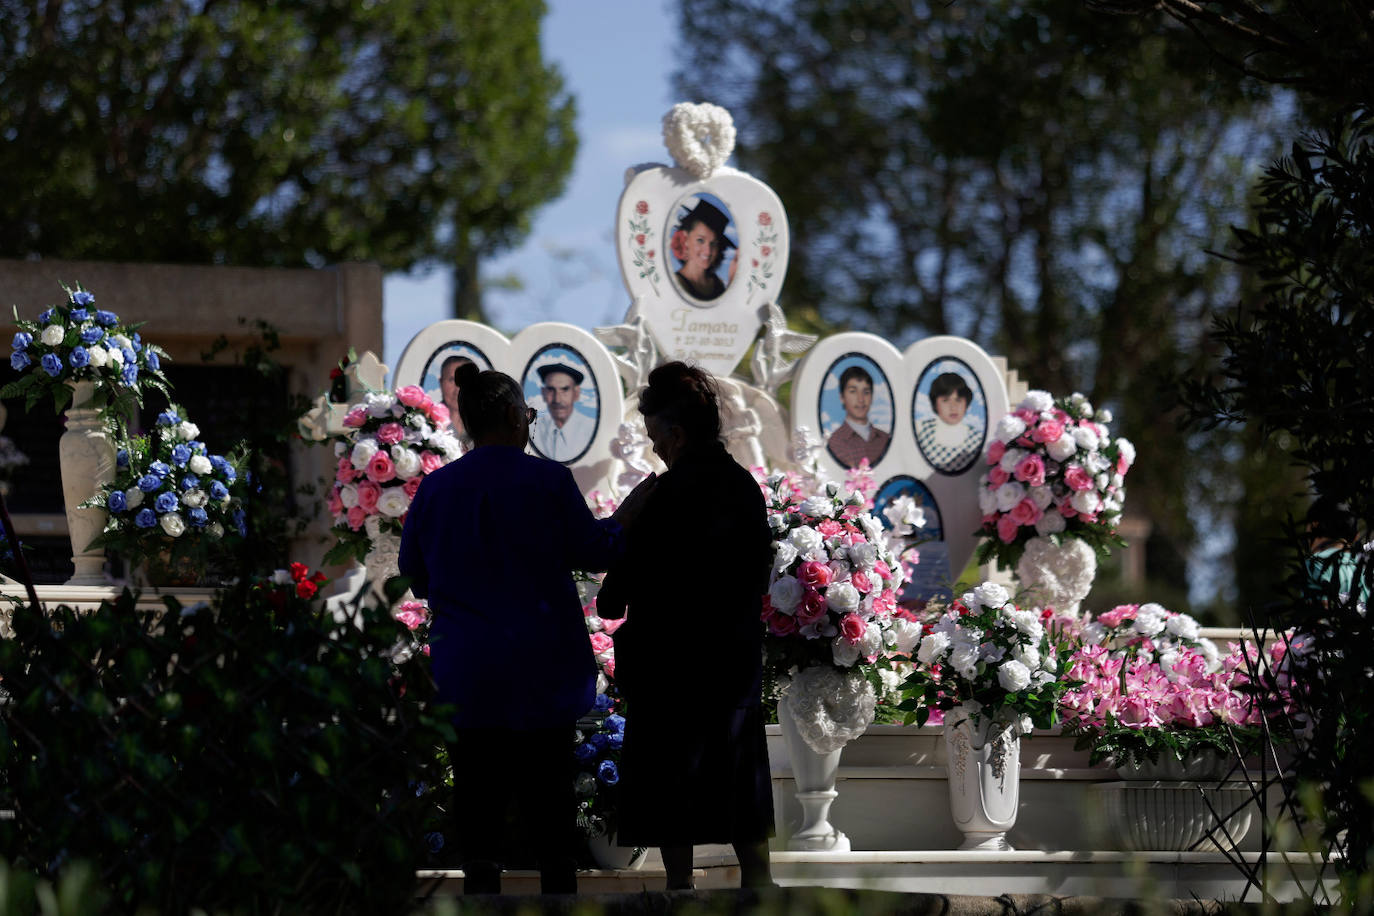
left=944, top=706, right=1021, bottom=851
left=58, top=380, right=116, bottom=586
left=777, top=695, right=851, bottom=852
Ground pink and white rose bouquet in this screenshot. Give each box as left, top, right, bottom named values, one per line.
left=900, top=581, right=1072, bottom=734
left=322, top=385, right=463, bottom=565
left=975, top=390, right=1135, bottom=568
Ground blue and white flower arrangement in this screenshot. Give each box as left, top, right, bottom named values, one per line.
left=3, top=284, right=170, bottom=426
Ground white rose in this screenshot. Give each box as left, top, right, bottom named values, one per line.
left=125, top=487, right=144, bottom=509
left=789, top=525, right=825, bottom=559
left=997, top=659, right=1032, bottom=692
left=995, top=481, right=1026, bottom=512
left=799, top=496, right=834, bottom=519
left=994, top=414, right=1027, bottom=443
left=1069, top=392, right=1092, bottom=415
left=1011, top=644, right=1041, bottom=671
left=431, top=432, right=462, bottom=461
left=112, top=333, right=132, bottom=350
left=1165, top=613, right=1201, bottom=641
left=108, top=346, right=124, bottom=366
left=849, top=543, right=878, bottom=571
left=858, top=622, right=884, bottom=660
left=1035, top=511, right=1067, bottom=535
left=41, top=325, right=64, bottom=346
left=1097, top=408, right=1113, bottom=424
left=890, top=617, right=922, bottom=656
left=978, top=486, right=998, bottom=516
left=916, top=630, right=950, bottom=663
left=1047, top=432, right=1077, bottom=462
left=858, top=513, right=885, bottom=544
left=377, top=487, right=410, bottom=518
left=86, top=346, right=108, bottom=368
left=271, top=569, right=293, bottom=586
left=334, top=441, right=346, bottom=457
left=1132, top=603, right=1168, bottom=637
left=351, top=438, right=380, bottom=468
left=177, top=421, right=199, bottom=441
left=1070, top=490, right=1101, bottom=515
left=181, top=489, right=208, bottom=509
left=949, top=644, right=980, bottom=681
left=768, top=513, right=788, bottom=534
left=1072, top=425, right=1100, bottom=451
left=826, top=582, right=860, bottom=614
left=1095, top=472, right=1110, bottom=490
left=159, top=512, right=186, bottom=537
left=1029, top=486, right=1054, bottom=510
left=339, top=484, right=359, bottom=509
left=768, top=576, right=803, bottom=613
left=772, top=540, right=798, bottom=573
left=1085, top=451, right=1110, bottom=473
left=391, top=445, right=422, bottom=480
left=1081, top=621, right=1107, bottom=646
left=365, top=391, right=397, bottom=418
left=831, top=636, right=861, bottom=668
left=999, top=448, right=1026, bottom=474
left=1116, top=438, right=1136, bottom=468
left=1021, top=390, right=1054, bottom=412
left=188, top=454, right=213, bottom=475
left=973, top=582, right=1010, bottom=610
left=206, top=522, right=224, bottom=539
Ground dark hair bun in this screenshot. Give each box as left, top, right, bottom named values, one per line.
left=640, top=361, right=722, bottom=443
left=456, top=362, right=482, bottom=387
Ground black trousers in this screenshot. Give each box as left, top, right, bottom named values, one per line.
left=449, top=726, right=578, bottom=894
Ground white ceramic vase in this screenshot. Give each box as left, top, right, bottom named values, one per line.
left=586, top=832, right=647, bottom=870
left=777, top=694, right=851, bottom=852
left=1097, top=753, right=1255, bottom=851
left=943, top=706, right=1021, bottom=851
left=58, top=380, right=116, bottom=586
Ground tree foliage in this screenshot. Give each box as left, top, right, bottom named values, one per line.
left=674, top=0, right=1291, bottom=616
left=0, top=0, right=577, bottom=321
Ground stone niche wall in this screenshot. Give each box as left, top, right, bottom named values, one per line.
left=0, top=257, right=383, bottom=581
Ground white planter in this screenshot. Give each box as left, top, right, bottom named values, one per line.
left=777, top=694, right=851, bottom=852
left=1096, top=753, right=1255, bottom=851
left=943, top=706, right=1021, bottom=851
left=58, top=380, right=116, bottom=586
left=586, top=832, right=647, bottom=870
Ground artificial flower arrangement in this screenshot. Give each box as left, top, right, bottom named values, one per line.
left=975, top=390, right=1135, bottom=569
left=87, top=405, right=247, bottom=576
left=900, top=581, right=1072, bottom=734
left=4, top=284, right=170, bottom=422
left=1058, top=602, right=1297, bottom=767
left=322, top=385, right=463, bottom=565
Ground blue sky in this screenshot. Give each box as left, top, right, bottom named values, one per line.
left=382, top=0, right=680, bottom=371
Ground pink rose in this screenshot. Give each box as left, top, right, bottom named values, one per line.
left=817, top=519, right=843, bottom=538
left=336, top=456, right=358, bottom=483
left=1064, top=465, right=1094, bottom=491
left=420, top=451, right=444, bottom=474
left=394, top=600, right=428, bottom=630
left=429, top=403, right=451, bottom=427
left=987, top=440, right=1006, bottom=464
left=1117, top=454, right=1131, bottom=475
left=346, top=505, right=367, bottom=530
left=343, top=407, right=368, bottom=428
left=768, top=612, right=798, bottom=637
left=376, top=422, right=405, bottom=445
left=872, top=590, right=896, bottom=615
left=996, top=514, right=1020, bottom=543
left=851, top=570, right=873, bottom=594
left=1096, top=604, right=1137, bottom=628
left=589, top=632, right=614, bottom=656
left=355, top=479, right=381, bottom=513
left=797, top=560, right=833, bottom=590
left=328, top=489, right=344, bottom=516
left=583, top=603, right=598, bottom=617
left=987, top=466, right=1010, bottom=487
left=839, top=613, right=866, bottom=643
left=1032, top=419, right=1064, bottom=443
left=1015, top=407, right=1037, bottom=424
left=796, top=590, right=828, bottom=625
left=874, top=560, right=892, bottom=581
left=1013, top=454, right=1046, bottom=487
left=601, top=617, right=625, bottom=635
left=403, top=476, right=422, bottom=498
left=396, top=385, right=426, bottom=407
left=604, top=658, right=615, bottom=679
left=1009, top=497, right=1042, bottom=527
left=366, top=452, right=396, bottom=483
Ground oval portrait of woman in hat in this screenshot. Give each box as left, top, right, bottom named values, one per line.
left=521, top=344, right=600, bottom=464
left=669, top=192, right=738, bottom=303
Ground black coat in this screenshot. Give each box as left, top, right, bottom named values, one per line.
left=597, top=440, right=775, bottom=845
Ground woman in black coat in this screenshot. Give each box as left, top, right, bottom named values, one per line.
left=596, top=361, right=775, bottom=890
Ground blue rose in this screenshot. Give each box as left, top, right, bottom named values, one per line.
left=232, top=509, right=246, bottom=537
left=157, top=409, right=180, bottom=427
left=135, top=508, right=157, bottom=529
left=116, top=449, right=129, bottom=468
left=121, top=346, right=137, bottom=365
left=573, top=742, right=597, bottom=762
left=80, top=327, right=103, bottom=345
left=40, top=353, right=62, bottom=377
left=69, top=308, right=89, bottom=322
left=605, top=714, right=625, bottom=734
left=188, top=507, right=208, bottom=527
left=137, top=474, right=162, bottom=493
left=10, top=351, right=30, bottom=371
left=588, top=733, right=609, bottom=751
left=107, top=491, right=128, bottom=513
left=171, top=444, right=191, bottom=466
left=71, top=290, right=95, bottom=307
left=180, top=474, right=199, bottom=490
left=120, top=363, right=138, bottom=385
left=149, top=461, right=171, bottom=479
left=132, top=332, right=141, bottom=347
left=593, top=694, right=613, bottom=711
left=95, top=309, right=118, bottom=327
left=596, top=760, right=619, bottom=786
left=144, top=347, right=160, bottom=370
left=222, top=465, right=237, bottom=483
left=209, top=455, right=229, bottom=474
left=37, top=308, right=54, bottom=323
left=209, top=480, right=229, bottom=502
left=154, top=491, right=178, bottom=513
left=11, top=332, right=31, bottom=350
left=425, top=832, right=445, bottom=854
left=607, top=732, right=624, bottom=750
left=68, top=347, right=89, bottom=369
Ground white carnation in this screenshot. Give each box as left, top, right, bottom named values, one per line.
left=858, top=622, right=884, bottom=659
left=1047, top=433, right=1077, bottom=462
left=1011, top=644, right=1040, bottom=671
left=949, top=643, right=980, bottom=680
left=108, top=346, right=124, bottom=366
left=799, top=496, right=834, bottom=518
left=376, top=487, right=410, bottom=518
left=995, top=481, right=1026, bottom=512
left=365, top=391, right=397, bottom=418
left=972, top=581, right=1010, bottom=610
left=1197, top=638, right=1221, bottom=673
left=1072, top=425, right=1100, bottom=451
left=849, top=543, right=878, bottom=571
left=916, top=630, right=950, bottom=663
left=1070, top=490, right=1101, bottom=515
left=1021, top=390, right=1054, bottom=412
left=831, top=636, right=860, bottom=667
left=789, top=525, right=825, bottom=559
left=1081, top=621, right=1107, bottom=646
left=206, top=522, right=224, bottom=539
left=189, top=454, right=213, bottom=475
left=997, top=659, right=1032, bottom=692
left=177, top=421, right=199, bottom=441
left=1097, top=408, right=1113, bottom=424
left=112, top=333, right=132, bottom=350
left=1132, top=602, right=1168, bottom=637
left=1035, top=511, right=1066, bottom=535
left=159, top=512, right=186, bottom=537
left=1165, top=613, right=1201, bottom=641
left=773, top=540, right=798, bottom=574
left=890, top=617, right=922, bottom=656
left=995, top=414, right=1027, bottom=443
left=978, top=487, right=998, bottom=516
left=769, top=576, right=803, bottom=613
left=1116, top=438, right=1136, bottom=467
left=41, top=325, right=64, bottom=346
left=86, top=346, right=108, bottom=368
left=271, top=569, right=293, bottom=586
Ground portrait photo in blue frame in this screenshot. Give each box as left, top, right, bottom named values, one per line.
left=522, top=343, right=600, bottom=464
left=911, top=356, right=988, bottom=476
left=818, top=352, right=894, bottom=470
left=421, top=342, right=492, bottom=441
left=873, top=475, right=953, bottom=607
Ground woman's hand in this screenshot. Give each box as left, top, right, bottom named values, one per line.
left=611, top=472, right=658, bottom=530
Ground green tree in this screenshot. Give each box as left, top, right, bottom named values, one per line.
left=675, top=0, right=1292, bottom=618
left=0, top=0, right=576, bottom=322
